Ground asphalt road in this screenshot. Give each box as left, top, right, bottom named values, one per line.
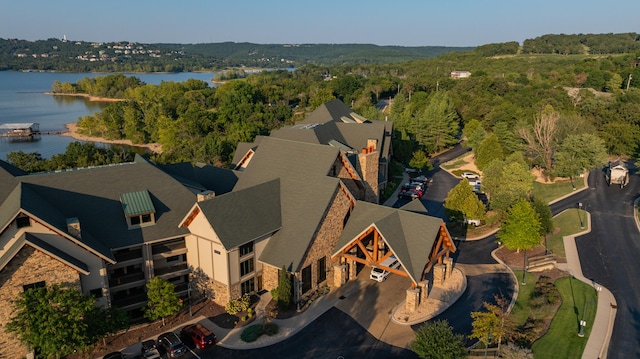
left=550, top=165, right=640, bottom=359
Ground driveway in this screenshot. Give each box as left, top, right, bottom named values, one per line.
left=334, top=266, right=416, bottom=348
left=550, top=165, right=640, bottom=359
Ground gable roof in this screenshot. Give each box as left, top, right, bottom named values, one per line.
left=194, top=179, right=282, bottom=250
left=334, top=201, right=444, bottom=284
left=231, top=137, right=344, bottom=271
left=0, top=156, right=195, bottom=253
left=0, top=232, right=90, bottom=274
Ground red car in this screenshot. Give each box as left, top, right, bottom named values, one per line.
left=180, top=324, right=216, bottom=350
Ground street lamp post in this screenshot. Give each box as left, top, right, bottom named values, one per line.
left=578, top=202, right=584, bottom=229
left=578, top=300, right=594, bottom=337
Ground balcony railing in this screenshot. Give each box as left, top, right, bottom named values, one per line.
left=113, top=250, right=143, bottom=262
left=111, top=292, right=147, bottom=308
left=154, top=263, right=188, bottom=276
left=152, top=241, right=186, bottom=255
left=108, top=272, right=145, bottom=287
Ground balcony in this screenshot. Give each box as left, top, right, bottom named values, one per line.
left=154, top=263, right=188, bottom=276
left=152, top=239, right=186, bottom=255
left=111, top=292, right=147, bottom=308
left=109, top=271, right=145, bottom=287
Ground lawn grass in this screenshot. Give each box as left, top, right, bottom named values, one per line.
left=533, top=176, right=585, bottom=204
left=532, top=276, right=597, bottom=359
left=547, top=209, right=588, bottom=258
left=509, top=270, right=538, bottom=327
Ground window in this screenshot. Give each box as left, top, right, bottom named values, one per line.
left=130, top=215, right=141, bottom=225
left=239, top=242, right=254, bottom=257
left=141, top=213, right=152, bottom=223
left=23, top=281, right=45, bottom=292
left=241, top=278, right=255, bottom=295
left=90, top=288, right=103, bottom=298
left=240, top=258, right=254, bottom=277
left=16, top=216, right=31, bottom=228
left=317, top=257, right=327, bottom=283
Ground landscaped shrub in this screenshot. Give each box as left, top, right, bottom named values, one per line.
left=225, top=293, right=251, bottom=315
left=240, top=323, right=281, bottom=342
left=263, top=323, right=279, bottom=336
left=240, top=324, right=263, bottom=342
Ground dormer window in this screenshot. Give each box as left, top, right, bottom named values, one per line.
left=120, top=190, right=156, bottom=229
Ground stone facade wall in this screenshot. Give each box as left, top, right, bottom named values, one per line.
left=0, top=246, right=81, bottom=359
left=357, top=150, right=379, bottom=204
left=297, top=187, right=353, bottom=295
left=262, top=264, right=279, bottom=292
left=209, top=278, right=230, bottom=306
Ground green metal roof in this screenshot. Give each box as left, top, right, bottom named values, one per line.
left=120, top=189, right=155, bottom=217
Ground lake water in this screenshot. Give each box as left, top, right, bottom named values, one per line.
left=0, top=71, right=220, bottom=159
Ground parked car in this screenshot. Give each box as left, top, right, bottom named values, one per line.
left=103, top=352, right=124, bottom=359
left=370, top=255, right=401, bottom=282
left=141, top=339, right=161, bottom=359
left=413, top=175, right=430, bottom=184
left=464, top=219, right=482, bottom=227
left=180, top=323, right=217, bottom=350
left=398, top=182, right=424, bottom=200
left=158, top=332, right=187, bottom=358
left=461, top=172, right=480, bottom=180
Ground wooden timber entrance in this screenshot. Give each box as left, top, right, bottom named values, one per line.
left=332, top=222, right=456, bottom=288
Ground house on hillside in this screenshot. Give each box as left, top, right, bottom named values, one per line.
left=450, top=70, right=471, bottom=79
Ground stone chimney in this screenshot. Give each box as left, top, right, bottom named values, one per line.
left=197, top=190, right=216, bottom=202
left=66, top=217, right=81, bottom=239
left=367, top=138, right=378, bottom=151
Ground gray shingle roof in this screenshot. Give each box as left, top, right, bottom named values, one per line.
left=232, top=137, right=343, bottom=272
left=0, top=156, right=195, bottom=254
left=334, top=201, right=443, bottom=284
left=197, top=179, right=282, bottom=250
left=157, top=162, right=239, bottom=195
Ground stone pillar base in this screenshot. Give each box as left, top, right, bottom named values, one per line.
left=433, top=264, right=446, bottom=286
left=418, top=280, right=429, bottom=303
left=349, top=260, right=357, bottom=280
left=406, top=288, right=420, bottom=312
left=445, top=257, right=453, bottom=279
left=333, top=264, right=347, bottom=288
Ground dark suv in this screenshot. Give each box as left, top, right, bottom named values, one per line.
left=157, top=332, right=187, bottom=358
left=180, top=323, right=216, bottom=350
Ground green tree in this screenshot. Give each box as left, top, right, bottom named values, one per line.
left=6, top=285, right=97, bottom=358
left=482, top=153, right=534, bottom=212
left=518, top=105, right=559, bottom=171
left=497, top=199, right=542, bottom=284
left=87, top=306, right=129, bottom=346
left=554, top=133, right=608, bottom=178
left=531, top=197, right=553, bottom=237
left=411, top=319, right=467, bottom=359
left=469, top=304, right=501, bottom=351
left=5, top=150, right=45, bottom=172
left=475, top=133, right=504, bottom=170
left=462, top=119, right=485, bottom=150
left=413, top=92, right=460, bottom=154
left=144, top=277, right=182, bottom=326
left=444, top=180, right=486, bottom=223
left=274, top=265, right=292, bottom=310
left=409, top=149, right=432, bottom=171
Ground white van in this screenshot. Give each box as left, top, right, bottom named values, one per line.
left=370, top=255, right=401, bottom=282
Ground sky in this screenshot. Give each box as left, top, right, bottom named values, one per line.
left=2, top=0, right=639, bottom=47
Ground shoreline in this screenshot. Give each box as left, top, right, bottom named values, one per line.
left=62, top=123, right=163, bottom=154
left=44, top=92, right=125, bottom=102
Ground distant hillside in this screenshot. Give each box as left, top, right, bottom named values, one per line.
left=522, top=32, right=640, bottom=55
left=156, top=42, right=475, bottom=66
left=0, top=38, right=473, bottom=72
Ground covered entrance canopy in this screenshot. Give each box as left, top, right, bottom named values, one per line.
left=332, top=201, right=456, bottom=287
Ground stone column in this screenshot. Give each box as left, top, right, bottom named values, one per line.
left=433, top=264, right=446, bottom=286
left=333, top=264, right=347, bottom=288
left=349, top=260, right=357, bottom=280
left=418, top=280, right=429, bottom=303
left=405, top=288, right=420, bottom=313
left=445, top=257, right=453, bottom=279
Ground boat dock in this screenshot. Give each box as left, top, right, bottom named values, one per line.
left=0, top=123, right=43, bottom=141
